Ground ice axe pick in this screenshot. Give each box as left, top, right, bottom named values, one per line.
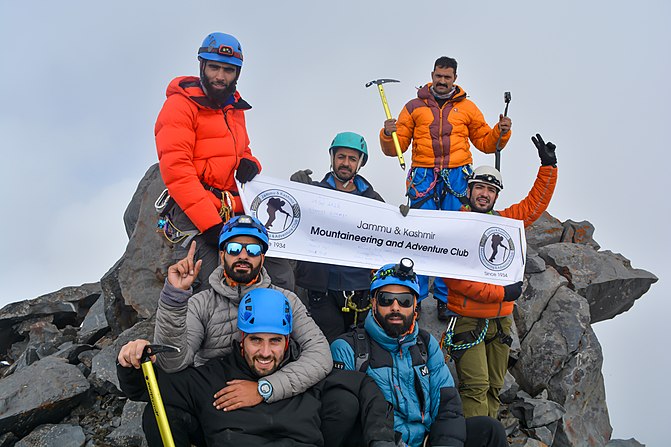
left=495, top=91, right=512, bottom=171
left=365, top=78, right=405, bottom=170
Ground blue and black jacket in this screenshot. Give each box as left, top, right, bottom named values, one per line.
left=331, top=314, right=466, bottom=447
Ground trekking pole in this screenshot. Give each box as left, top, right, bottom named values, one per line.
left=495, top=91, right=512, bottom=171
left=140, top=344, right=180, bottom=447
left=365, top=78, right=405, bottom=170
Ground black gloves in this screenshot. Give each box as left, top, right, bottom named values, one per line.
left=290, top=169, right=313, bottom=184
left=201, top=223, right=224, bottom=249
left=236, top=158, right=259, bottom=183
left=532, top=133, right=557, bottom=167
left=503, top=281, right=523, bottom=302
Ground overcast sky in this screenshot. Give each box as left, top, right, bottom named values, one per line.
left=1, top=1, right=668, bottom=444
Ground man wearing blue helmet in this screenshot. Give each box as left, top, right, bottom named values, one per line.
left=155, top=32, right=294, bottom=293
left=119, top=288, right=398, bottom=446
left=331, top=259, right=508, bottom=447
left=290, top=132, right=385, bottom=342
left=121, top=215, right=331, bottom=442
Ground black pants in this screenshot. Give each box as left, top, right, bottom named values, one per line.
left=307, top=290, right=370, bottom=343
left=142, top=404, right=205, bottom=447
left=463, top=416, right=508, bottom=447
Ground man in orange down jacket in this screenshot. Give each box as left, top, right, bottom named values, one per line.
left=380, top=56, right=513, bottom=321
left=442, top=134, right=558, bottom=418
left=155, top=32, right=291, bottom=293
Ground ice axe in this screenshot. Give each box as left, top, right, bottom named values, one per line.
left=140, top=344, right=180, bottom=447
left=495, top=91, right=512, bottom=171
left=365, top=78, right=406, bottom=170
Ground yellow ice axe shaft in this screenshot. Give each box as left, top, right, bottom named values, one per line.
left=142, top=361, right=175, bottom=447
left=141, top=345, right=179, bottom=447
left=366, top=78, right=405, bottom=170
left=376, top=84, right=405, bottom=170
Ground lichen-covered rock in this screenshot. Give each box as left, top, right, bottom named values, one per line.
left=14, top=423, right=86, bottom=447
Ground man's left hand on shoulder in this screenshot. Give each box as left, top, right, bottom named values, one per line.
left=213, top=379, right=263, bottom=411
left=498, top=114, right=512, bottom=134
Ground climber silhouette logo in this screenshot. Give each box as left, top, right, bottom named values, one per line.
left=249, top=189, right=301, bottom=240
left=478, top=227, right=515, bottom=271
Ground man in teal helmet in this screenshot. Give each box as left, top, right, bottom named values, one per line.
left=119, top=288, right=398, bottom=446
left=331, top=259, right=508, bottom=447
left=290, top=132, right=385, bottom=342
left=120, top=215, right=332, bottom=444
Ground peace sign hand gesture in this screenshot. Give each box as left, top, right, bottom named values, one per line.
left=167, top=241, right=203, bottom=291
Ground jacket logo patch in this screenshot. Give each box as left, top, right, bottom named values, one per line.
left=250, top=189, right=301, bottom=240
left=333, top=361, right=345, bottom=370
left=420, top=365, right=429, bottom=376
left=478, top=227, right=515, bottom=271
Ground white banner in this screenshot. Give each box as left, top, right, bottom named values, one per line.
left=238, top=175, right=526, bottom=285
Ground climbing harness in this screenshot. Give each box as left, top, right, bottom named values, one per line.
left=340, top=291, right=372, bottom=326
left=406, top=165, right=473, bottom=209
left=440, top=316, right=489, bottom=358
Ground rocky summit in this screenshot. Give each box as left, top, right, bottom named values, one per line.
left=0, top=165, right=657, bottom=446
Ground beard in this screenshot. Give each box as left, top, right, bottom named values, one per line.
left=201, top=73, right=238, bottom=105
left=224, top=258, right=262, bottom=284
left=375, top=308, right=414, bottom=338
left=248, top=354, right=280, bottom=377
left=469, top=196, right=495, bottom=214
left=334, top=165, right=355, bottom=183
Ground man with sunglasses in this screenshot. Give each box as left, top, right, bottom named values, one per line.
left=331, top=259, right=508, bottom=447
left=290, top=132, right=384, bottom=342
left=123, top=215, right=331, bottom=444
left=441, top=134, right=558, bottom=419
left=154, top=32, right=294, bottom=293
left=119, top=288, right=397, bottom=446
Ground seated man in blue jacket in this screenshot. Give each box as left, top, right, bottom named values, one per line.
left=331, top=259, right=508, bottom=447
left=118, top=288, right=398, bottom=447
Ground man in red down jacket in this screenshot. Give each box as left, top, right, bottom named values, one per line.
left=155, top=32, right=291, bottom=292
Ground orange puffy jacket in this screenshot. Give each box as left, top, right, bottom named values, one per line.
left=155, top=76, right=261, bottom=233
left=379, top=84, right=511, bottom=169
left=444, top=165, right=558, bottom=318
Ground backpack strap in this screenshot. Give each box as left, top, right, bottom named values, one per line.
left=353, top=327, right=371, bottom=372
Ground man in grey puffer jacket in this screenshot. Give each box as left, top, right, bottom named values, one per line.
left=125, top=215, right=331, bottom=414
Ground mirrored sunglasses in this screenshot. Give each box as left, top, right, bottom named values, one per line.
left=376, top=292, right=415, bottom=308
left=225, top=242, right=263, bottom=257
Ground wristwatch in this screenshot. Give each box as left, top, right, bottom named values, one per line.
left=258, top=379, right=273, bottom=401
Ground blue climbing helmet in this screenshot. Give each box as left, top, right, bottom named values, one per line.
left=329, top=131, right=368, bottom=167
left=370, top=258, right=420, bottom=296
left=218, top=215, right=269, bottom=252
left=238, top=288, right=293, bottom=335
left=198, top=32, right=244, bottom=67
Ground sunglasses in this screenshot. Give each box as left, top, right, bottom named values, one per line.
left=225, top=242, right=264, bottom=257
left=376, top=292, right=415, bottom=308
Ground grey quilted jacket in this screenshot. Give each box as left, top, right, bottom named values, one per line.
left=153, top=265, right=332, bottom=403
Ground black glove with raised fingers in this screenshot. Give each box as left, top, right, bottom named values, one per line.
left=290, top=169, right=314, bottom=184
left=503, top=281, right=523, bottom=302
left=236, top=158, right=260, bottom=183
left=531, top=133, right=557, bottom=167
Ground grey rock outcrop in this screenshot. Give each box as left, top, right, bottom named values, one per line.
left=0, top=167, right=657, bottom=446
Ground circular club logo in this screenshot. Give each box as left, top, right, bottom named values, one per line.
left=249, top=189, right=301, bottom=240
left=478, top=227, right=515, bottom=271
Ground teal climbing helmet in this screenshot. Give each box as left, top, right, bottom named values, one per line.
left=370, top=258, right=420, bottom=296
left=238, top=288, right=293, bottom=335
left=218, top=215, right=269, bottom=252
left=198, top=32, right=244, bottom=67
left=329, top=132, right=368, bottom=166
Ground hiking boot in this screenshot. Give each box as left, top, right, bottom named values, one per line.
left=436, top=300, right=449, bottom=321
